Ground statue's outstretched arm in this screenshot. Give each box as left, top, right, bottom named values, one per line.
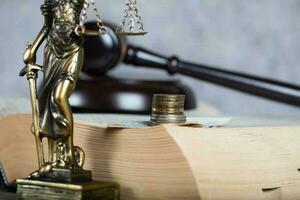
left=23, top=2, right=53, bottom=65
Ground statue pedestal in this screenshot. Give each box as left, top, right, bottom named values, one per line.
left=30, top=168, right=93, bottom=183
left=16, top=179, right=120, bottom=200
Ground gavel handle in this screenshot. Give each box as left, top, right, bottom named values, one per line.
left=124, top=45, right=300, bottom=107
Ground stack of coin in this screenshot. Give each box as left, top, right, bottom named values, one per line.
left=151, top=94, right=187, bottom=125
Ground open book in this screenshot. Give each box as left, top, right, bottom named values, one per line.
left=1, top=112, right=300, bottom=200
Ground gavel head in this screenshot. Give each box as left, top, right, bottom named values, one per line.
left=83, top=22, right=127, bottom=75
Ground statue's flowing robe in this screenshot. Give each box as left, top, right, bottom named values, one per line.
left=38, top=0, right=84, bottom=138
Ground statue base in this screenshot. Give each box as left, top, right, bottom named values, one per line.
left=31, top=168, right=93, bottom=183
left=16, top=179, right=120, bottom=200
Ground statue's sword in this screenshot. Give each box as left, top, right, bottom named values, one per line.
left=20, top=63, right=44, bottom=168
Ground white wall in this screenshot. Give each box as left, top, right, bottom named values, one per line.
left=1, top=0, right=300, bottom=115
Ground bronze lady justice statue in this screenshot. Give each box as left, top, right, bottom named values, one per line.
left=20, top=0, right=88, bottom=179
left=19, top=0, right=145, bottom=180
left=17, top=0, right=144, bottom=198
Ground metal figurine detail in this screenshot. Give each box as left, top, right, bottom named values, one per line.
left=116, top=0, right=147, bottom=35
left=16, top=0, right=145, bottom=199
left=20, top=0, right=87, bottom=181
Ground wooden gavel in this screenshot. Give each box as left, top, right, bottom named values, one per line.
left=83, top=22, right=300, bottom=108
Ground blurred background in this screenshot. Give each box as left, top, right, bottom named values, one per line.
left=1, top=0, right=300, bottom=115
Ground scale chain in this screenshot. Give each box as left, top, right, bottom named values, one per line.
left=76, top=0, right=107, bottom=36
left=116, top=0, right=146, bottom=35
left=90, top=0, right=107, bottom=34
left=76, top=0, right=146, bottom=36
